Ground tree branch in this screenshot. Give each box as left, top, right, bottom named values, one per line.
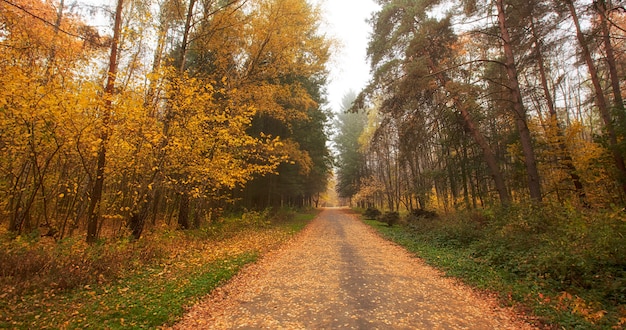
left=1, top=0, right=89, bottom=42
left=424, top=59, right=506, bottom=78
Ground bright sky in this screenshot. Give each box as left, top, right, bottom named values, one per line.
left=314, top=0, right=380, bottom=113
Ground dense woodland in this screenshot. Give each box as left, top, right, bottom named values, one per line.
left=2, top=0, right=626, bottom=327
left=335, top=0, right=626, bottom=212
left=331, top=2, right=626, bottom=326
left=0, top=0, right=333, bottom=241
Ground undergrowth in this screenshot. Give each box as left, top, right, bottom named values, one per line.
left=0, top=208, right=317, bottom=328
left=364, top=203, right=626, bottom=329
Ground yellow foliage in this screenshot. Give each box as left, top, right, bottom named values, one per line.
left=354, top=176, right=385, bottom=205
left=0, top=0, right=332, bottom=237
left=160, top=70, right=288, bottom=193
left=359, top=102, right=382, bottom=152
left=526, top=116, right=616, bottom=205
left=192, top=0, right=329, bottom=133
left=565, top=122, right=615, bottom=204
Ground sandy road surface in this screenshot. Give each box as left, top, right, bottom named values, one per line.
left=173, top=208, right=533, bottom=329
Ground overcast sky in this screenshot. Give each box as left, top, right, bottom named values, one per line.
left=315, top=0, right=380, bottom=113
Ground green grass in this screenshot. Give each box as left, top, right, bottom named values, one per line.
left=363, top=204, right=626, bottom=329
left=285, top=209, right=320, bottom=232
left=364, top=220, right=507, bottom=290
left=3, top=254, right=255, bottom=329
left=1, top=208, right=317, bottom=329
left=72, top=253, right=256, bottom=329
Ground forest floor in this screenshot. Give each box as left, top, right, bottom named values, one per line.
left=172, top=208, right=534, bottom=329
left=0, top=210, right=315, bottom=328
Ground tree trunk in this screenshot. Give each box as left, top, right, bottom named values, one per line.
left=44, top=0, right=64, bottom=79
left=428, top=56, right=510, bottom=205
left=567, top=0, right=626, bottom=196
left=179, top=0, right=197, bottom=72
left=496, top=0, right=542, bottom=203
left=530, top=18, right=588, bottom=206
left=460, top=144, right=471, bottom=208
left=460, top=103, right=511, bottom=204
left=596, top=0, right=626, bottom=124
left=145, top=2, right=170, bottom=114
left=178, top=193, right=190, bottom=230
left=86, top=0, right=123, bottom=243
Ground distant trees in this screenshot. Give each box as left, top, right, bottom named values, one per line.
left=333, top=92, right=368, bottom=206
left=0, top=0, right=332, bottom=241
left=341, top=0, right=626, bottom=210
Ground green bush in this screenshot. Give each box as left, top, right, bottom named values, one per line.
left=381, top=211, right=400, bottom=227
left=363, top=207, right=381, bottom=220
left=406, top=208, right=438, bottom=223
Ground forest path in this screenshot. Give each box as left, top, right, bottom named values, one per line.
left=173, top=208, right=533, bottom=329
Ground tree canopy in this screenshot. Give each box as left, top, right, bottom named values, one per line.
left=338, top=0, right=626, bottom=211
left=0, top=0, right=332, bottom=240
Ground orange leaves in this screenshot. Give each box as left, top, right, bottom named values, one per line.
left=1, top=0, right=92, bottom=75
left=0, top=214, right=306, bottom=327
left=243, top=83, right=313, bottom=126
left=536, top=292, right=608, bottom=325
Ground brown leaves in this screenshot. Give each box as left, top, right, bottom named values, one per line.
left=175, top=209, right=534, bottom=329
left=0, top=213, right=306, bottom=328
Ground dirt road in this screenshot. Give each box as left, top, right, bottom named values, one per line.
left=174, top=208, right=533, bottom=329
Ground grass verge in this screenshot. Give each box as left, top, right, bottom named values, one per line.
left=0, top=208, right=317, bottom=329
left=363, top=204, right=626, bottom=329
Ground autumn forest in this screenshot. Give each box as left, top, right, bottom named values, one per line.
left=336, top=0, right=626, bottom=211
left=1, top=0, right=333, bottom=241
left=1, top=0, right=626, bottom=327
left=333, top=0, right=626, bottom=327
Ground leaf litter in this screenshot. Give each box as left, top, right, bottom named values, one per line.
left=172, top=208, right=535, bottom=329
